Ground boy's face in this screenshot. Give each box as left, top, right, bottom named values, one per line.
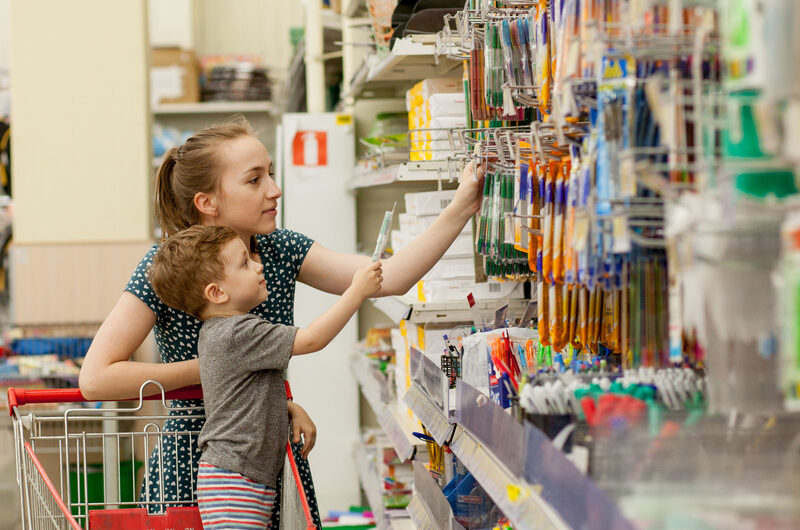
left=216, top=238, right=269, bottom=311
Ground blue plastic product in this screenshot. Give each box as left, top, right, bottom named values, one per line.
left=11, top=337, right=93, bottom=358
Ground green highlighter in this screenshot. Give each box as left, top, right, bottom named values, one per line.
left=372, top=202, right=396, bottom=262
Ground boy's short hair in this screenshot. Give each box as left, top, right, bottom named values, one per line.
left=149, top=225, right=240, bottom=319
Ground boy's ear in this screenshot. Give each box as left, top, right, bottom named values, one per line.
left=204, top=282, right=229, bottom=305
left=194, top=192, right=218, bottom=218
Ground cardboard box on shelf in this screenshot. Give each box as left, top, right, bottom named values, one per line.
left=150, top=47, right=199, bottom=104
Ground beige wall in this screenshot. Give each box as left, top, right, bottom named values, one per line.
left=10, top=0, right=151, bottom=244
left=194, top=0, right=304, bottom=83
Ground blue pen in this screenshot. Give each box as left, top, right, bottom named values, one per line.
left=517, top=344, right=528, bottom=374
left=412, top=431, right=436, bottom=443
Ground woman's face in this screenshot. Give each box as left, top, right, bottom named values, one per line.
left=212, top=135, right=281, bottom=239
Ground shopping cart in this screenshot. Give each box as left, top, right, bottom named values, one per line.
left=8, top=380, right=316, bottom=529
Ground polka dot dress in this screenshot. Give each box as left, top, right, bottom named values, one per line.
left=125, top=228, right=322, bottom=527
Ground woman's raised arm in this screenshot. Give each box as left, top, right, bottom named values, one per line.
left=297, top=161, right=484, bottom=296
left=79, top=292, right=200, bottom=400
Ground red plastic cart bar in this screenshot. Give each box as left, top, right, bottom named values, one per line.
left=285, top=440, right=316, bottom=529
left=7, top=385, right=203, bottom=415
left=23, top=441, right=82, bottom=530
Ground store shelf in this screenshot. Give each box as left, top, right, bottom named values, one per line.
left=449, top=425, right=568, bottom=530
left=322, top=9, right=342, bottom=31
left=354, top=444, right=388, bottom=526
left=345, top=35, right=461, bottom=99
left=453, top=381, right=635, bottom=530
left=344, top=0, right=367, bottom=18
left=352, top=355, right=424, bottom=462
left=407, top=461, right=465, bottom=530
left=152, top=100, right=276, bottom=115
left=354, top=444, right=416, bottom=530
left=372, top=295, right=530, bottom=325
left=349, top=160, right=456, bottom=189
left=402, top=383, right=453, bottom=446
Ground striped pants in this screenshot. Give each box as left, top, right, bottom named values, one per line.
left=197, top=462, right=276, bottom=528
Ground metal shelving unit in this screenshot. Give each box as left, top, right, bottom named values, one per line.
left=152, top=100, right=276, bottom=114
left=372, top=295, right=530, bottom=325
left=351, top=355, right=425, bottom=462
left=448, top=426, right=568, bottom=530
left=344, top=0, right=367, bottom=18
left=354, top=444, right=389, bottom=526
left=407, top=461, right=464, bottom=530
left=345, top=35, right=461, bottom=100
left=403, top=379, right=567, bottom=530
left=349, top=160, right=457, bottom=189
left=402, top=382, right=453, bottom=446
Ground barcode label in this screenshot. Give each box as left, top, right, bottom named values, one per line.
left=440, top=199, right=451, bottom=208
left=489, top=283, right=501, bottom=293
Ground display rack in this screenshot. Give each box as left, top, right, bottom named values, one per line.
left=351, top=355, right=425, bottom=462
left=354, top=444, right=389, bottom=526
left=402, top=383, right=453, bottom=446
left=349, top=160, right=456, bottom=189
left=448, top=427, right=567, bottom=530
left=152, top=101, right=276, bottom=115
left=345, top=35, right=461, bottom=100
left=372, top=295, right=529, bottom=325
left=407, top=461, right=464, bottom=530
left=343, top=0, right=367, bottom=18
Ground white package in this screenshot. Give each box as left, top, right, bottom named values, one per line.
left=421, top=77, right=462, bottom=99
left=404, top=189, right=457, bottom=216
left=423, top=257, right=476, bottom=281
left=429, top=93, right=467, bottom=119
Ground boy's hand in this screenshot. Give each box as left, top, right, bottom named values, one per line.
left=351, top=260, right=383, bottom=298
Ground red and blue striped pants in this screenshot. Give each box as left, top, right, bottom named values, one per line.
left=197, top=462, right=276, bottom=528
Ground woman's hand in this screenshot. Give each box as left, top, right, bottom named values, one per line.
left=288, top=401, right=317, bottom=459
left=449, top=160, right=486, bottom=218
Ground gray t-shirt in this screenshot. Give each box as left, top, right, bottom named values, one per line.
left=197, top=313, right=297, bottom=488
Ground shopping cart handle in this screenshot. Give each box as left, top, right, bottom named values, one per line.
left=7, top=384, right=204, bottom=414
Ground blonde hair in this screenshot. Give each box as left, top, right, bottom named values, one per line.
left=148, top=225, right=240, bottom=319
left=155, top=115, right=255, bottom=239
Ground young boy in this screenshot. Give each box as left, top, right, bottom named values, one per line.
left=148, top=225, right=382, bottom=528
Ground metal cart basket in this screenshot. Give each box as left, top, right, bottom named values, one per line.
left=8, top=380, right=315, bottom=529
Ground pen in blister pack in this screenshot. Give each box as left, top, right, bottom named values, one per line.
left=552, top=159, right=568, bottom=284
left=372, top=202, right=396, bottom=262
left=586, top=286, right=597, bottom=354
left=500, top=20, right=516, bottom=86
left=529, top=157, right=539, bottom=271
left=493, top=23, right=503, bottom=108
left=536, top=0, right=550, bottom=113
left=564, top=145, right=580, bottom=284
left=517, top=18, right=534, bottom=94
left=536, top=160, right=546, bottom=274
left=477, top=169, right=492, bottom=254
left=505, top=173, right=516, bottom=260
left=514, top=154, right=526, bottom=253
left=579, top=286, right=589, bottom=349
left=538, top=271, right=551, bottom=346
left=483, top=24, right=492, bottom=110
left=491, top=170, right=502, bottom=258
left=569, top=285, right=579, bottom=349
left=542, top=160, right=556, bottom=283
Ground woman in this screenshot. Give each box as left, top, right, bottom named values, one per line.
left=79, top=116, right=483, bottom=525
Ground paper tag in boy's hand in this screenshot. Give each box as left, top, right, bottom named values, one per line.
left=372, top=202, right=396, bottom=262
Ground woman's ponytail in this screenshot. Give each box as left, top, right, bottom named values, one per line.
left=154, top=147, right=183, bottom=240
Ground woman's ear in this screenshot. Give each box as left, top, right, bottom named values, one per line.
left=204, top=282, right=229, bottom=305
left=194, top=191, right=218, bottom=218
